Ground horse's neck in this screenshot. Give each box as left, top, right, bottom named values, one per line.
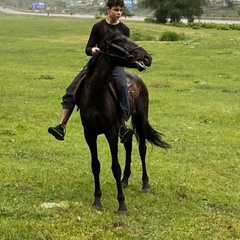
left=86, top=57, right=113, bottom=95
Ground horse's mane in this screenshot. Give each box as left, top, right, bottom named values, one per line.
left=85, top=28, right=122, bottom=78
left=85, top=52, right=100, bottom=78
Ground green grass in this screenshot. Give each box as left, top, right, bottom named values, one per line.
left=0, top=13, right=240, bottom=239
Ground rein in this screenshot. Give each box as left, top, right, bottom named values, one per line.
left=99, top=41, right=141, bottom=64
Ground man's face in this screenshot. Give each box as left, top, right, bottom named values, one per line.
left=107, top=5, right=123, bottom=20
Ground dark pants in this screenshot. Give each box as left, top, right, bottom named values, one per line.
left=61, top=69, right=85, bottom=109
left=61, top=66, right=130, bottom=122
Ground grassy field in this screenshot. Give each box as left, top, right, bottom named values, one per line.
left=0, top=13, right=239, bottom=240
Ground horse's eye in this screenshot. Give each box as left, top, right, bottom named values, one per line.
left=119, top=39, right=126, bottom=43
left=115, top=39, right=125, bottom=44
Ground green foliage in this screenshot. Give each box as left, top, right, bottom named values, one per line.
left=216, top=23, right=231, bottom=30
left=201, top=22, right=217, bottom=29
left=122, top=6, right=135, bottom=17
left=159, top=31, right=186, bottom=41
left=185, top=22, right=240, bottom=31
left=230, top=23, right=240, bottom=30
left=167, top=21, right=187, bottom=28
left=95, top=14, right=102, bottom=19
left=188, top=22, right=201, bottom=29
left=195, top=22, right=232, bottom=30
left=144, top=16, right=156, bottom=23
left=131, top=31, right=156, bottom=41
left=226, top=0, right=234, bottom=8
left=165, top=21, right=240, bottom=31
left=141, top=0, right=205, bottom=23
left=155, top=7, right=168, bottom=24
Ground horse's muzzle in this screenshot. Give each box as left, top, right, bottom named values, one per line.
left=144, top=55, right=152, bottom=67
left=134, top=54, right=152, bottom=71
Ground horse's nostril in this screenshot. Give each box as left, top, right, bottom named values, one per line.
left=144, top=56, right=151, bottom=65
left=144, top=55, right=152, bottom=66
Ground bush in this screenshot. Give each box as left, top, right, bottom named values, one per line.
left=230, top=24, right=240, bottom=31
left=144, top=17, right=156, bottom=23
left=201, top=22, right=217, bottom=29
left=188, top=22, right=201, bottom=29
left=217, top=24, right=231, bottom=30
left=131, top=32, right=156, bottom=41
left=95, top=14, right=102, bottom=19
left=159, top=31, right=186, bottom=41
left=167, top=21, right=186, bottom=28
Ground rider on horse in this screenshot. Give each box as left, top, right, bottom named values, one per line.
left=48, top=0, right=134, bottom=143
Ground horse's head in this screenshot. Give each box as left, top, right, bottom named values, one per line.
left=99, top=29, right=152, bottom=71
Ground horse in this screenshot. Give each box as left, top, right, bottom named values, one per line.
left=74, top=29, right=170, bottom=214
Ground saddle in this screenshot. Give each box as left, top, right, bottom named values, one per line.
left=73, top=71, right=140, bottom=109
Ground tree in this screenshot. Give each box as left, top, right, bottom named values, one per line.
left=122, top=6, right=135, bottom=17
left=141, top=0, right=205, bottom=23
left=226, top=0, right=234, bottom=8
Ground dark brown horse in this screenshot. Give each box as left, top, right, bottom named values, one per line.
left=74, top=29, right=170, bottom=214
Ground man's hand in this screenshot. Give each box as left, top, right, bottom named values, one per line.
left=92, top=47, right=100, bottom=55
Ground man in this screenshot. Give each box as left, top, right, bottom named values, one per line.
left=48, top=0, right=134, bottom=143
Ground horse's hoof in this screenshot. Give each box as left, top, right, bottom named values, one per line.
left=142, top=184, right=151, bottom=193
left=121, top=181, right=128, bottom=188
left=117, top=210, right=128, bottom=215
left=117, top=202, right=127, bottom=214
left=121, top=178, right=128, bottom=188
left=92, top=205, right=102, bottom=211
left=142, top=188, right=151, bottom=193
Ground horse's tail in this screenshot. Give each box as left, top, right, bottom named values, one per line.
left=145, top=121, right=171, bottom=149
left=133, top=119, right=171, bottom=150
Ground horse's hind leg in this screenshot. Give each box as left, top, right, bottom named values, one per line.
left=84, top=131, right=102, bottom=210
left=122, top=138, right=133, bottom=188
left=134, top=115, right=150, bottom=192
left=138, top=136, right=150, bottom=193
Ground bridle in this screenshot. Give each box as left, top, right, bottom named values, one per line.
left=99, top=39, right=141, bottom=64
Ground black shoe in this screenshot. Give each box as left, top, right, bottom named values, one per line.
left=48, top=124, right=65, bottom=141
left=119, top=125, right=134, bottom=143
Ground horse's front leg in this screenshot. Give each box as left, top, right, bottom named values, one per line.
left=106, top=131, right=127, bottom=214
left=121, top=138, right=133, bottom=188
left=84, top=130, right=102, bottom=210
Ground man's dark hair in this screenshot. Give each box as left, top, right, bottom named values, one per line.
left=106, top=0, right=125, bottom=8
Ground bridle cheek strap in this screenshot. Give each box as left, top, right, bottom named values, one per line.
left=99, top=41, right=141, bottom=64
